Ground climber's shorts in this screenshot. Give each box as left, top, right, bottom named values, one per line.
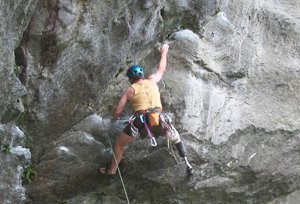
left=123, top=111, right=165, bottom=138
left=123, top=113, right=147, bottom=138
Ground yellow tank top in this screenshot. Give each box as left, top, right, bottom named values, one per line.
left=130, top=79, right=162, bottom=112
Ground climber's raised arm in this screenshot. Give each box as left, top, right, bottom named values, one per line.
left=148, top=43, right=169, bottom=83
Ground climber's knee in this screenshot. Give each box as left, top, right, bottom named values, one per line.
left=166, top=128, right=181, bottom=144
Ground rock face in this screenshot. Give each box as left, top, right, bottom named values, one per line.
left=0, top=0, right=299, bottom=203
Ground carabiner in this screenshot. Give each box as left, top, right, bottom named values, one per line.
left=150, top=137, right=157, bottom=146
left=139, top=114, right=145, bottom=123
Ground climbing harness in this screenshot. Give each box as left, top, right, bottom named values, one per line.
left=127, top=108, right=159, bottom=146
left=101, top=118, right=130, bottom=204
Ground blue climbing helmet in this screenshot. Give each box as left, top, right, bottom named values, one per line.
left=126, top=65, right=144, bottom=79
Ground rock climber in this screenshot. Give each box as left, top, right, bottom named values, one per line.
left=99, top=43, right=193, bottom=176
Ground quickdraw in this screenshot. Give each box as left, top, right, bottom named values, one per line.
left=128, top=115, right=139, bottom=137
left=139, top=114, right=157, bottom=146
left=128, top=114, right=157, bottom=146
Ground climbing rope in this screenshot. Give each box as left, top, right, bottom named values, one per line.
left=101, top=117, right=130, bottom=204
left=167, top=136, right=179, bottom=164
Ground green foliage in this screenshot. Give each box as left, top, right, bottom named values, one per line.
left=215, top=7, right=221, bottom=15
left=115, top=67, right=125, bottom=78
left=22, top=164, right=37, bottom=185
left=14, top=65, right=22, bottom=76
left=1, top=143, right=11, bottom=154
left=126, top=60, right=133, bottom=65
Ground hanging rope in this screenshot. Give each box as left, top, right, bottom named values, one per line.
left=167, top=136, right=179, bottom=164
left=101, top=117, right=130, bottom=204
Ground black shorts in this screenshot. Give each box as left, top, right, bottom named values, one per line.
left=123, top=113, right=165, bottom=138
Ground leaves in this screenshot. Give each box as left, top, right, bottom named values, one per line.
left=22, top=165, right=37, bottom=185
